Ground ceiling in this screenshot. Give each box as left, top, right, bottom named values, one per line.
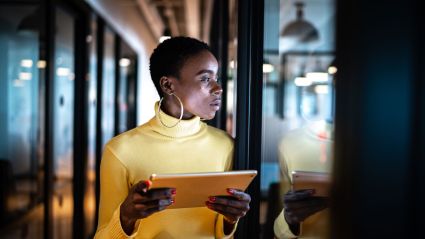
left=136, top=0, right=213, bottom=42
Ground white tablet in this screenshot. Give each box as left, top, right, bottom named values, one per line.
left=291, top=171, right=331, bottom=197
left=150, top=170, right=257, bottom=209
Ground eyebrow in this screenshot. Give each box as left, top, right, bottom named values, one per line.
left=195, top=69, right=216, bottom=76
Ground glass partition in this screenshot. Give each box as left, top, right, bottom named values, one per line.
left=260, top=0, right=336, bottom=238
left=0, top=3, right=44, bottom=238
left=226, top=0, right=238, bottom=137
left=85, top=15, right=98, bottom=238
left=101, top=27, right=116, bottom=147
left=52, top=7, right=75, bottom=239
left=117, top=40, right=137, bottom=134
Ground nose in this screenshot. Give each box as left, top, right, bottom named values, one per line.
left=211, top=81, right=223, bottom=96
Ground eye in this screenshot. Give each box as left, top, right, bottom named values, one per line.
left=201, top=75, right=211, bottom=82
left=200, top=74, right=219, bottom=86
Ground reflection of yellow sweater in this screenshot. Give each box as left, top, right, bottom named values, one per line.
left=94, top=103, right=235, bottom=239
left=274, top=121, right=333, bottom=239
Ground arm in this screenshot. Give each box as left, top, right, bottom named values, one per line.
left=94, top=147, right=175, bottom=238
left=94, top=147, right=134, bottom=238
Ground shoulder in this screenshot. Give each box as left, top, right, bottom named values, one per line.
left=105, top=121, right=151, bottom=154
left=203, top=124, right=234, bottom=148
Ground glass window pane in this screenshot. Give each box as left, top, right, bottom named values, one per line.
left=261, top=0, right=336, bottom=238
left=0, top=3, right=44, bottom=238
left=117, top=40, right=137, bottom=133
left=53, top=7, right=75, bottom=239
left=85, top=15, right=97, bottom=238
left=101, top=27, right=116, bottom=147
left=226, top=0, right=238, bottom=137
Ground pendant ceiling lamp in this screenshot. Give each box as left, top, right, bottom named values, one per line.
left=281, top=2, right=319, bottom=43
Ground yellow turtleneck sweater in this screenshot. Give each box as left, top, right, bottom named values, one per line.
left=94, top=103, right=235, bottom=239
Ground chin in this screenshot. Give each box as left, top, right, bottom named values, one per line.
left=202, top=113, right=216, bottom=120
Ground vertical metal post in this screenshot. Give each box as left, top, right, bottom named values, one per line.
left=234, top=0, right=264, bottom=238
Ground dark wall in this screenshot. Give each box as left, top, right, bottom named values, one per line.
left=331, top=0, right=424, bottom=238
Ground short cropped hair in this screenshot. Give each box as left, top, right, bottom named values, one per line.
left=149, top=36, right=212, bottom=97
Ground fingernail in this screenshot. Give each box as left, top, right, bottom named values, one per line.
left=171, top=188, right=177, bottom=195
left=144, top=180, right=152, bottom=188
left=227, top=188, right=234, bottom=195
left=209, top=196, right=216, bottom=202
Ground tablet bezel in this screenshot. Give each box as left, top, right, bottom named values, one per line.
left=149, top=170, right=257, bottom=209
left=291, top=170, right=331, bottom=197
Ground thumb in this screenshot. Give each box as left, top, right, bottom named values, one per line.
left=133, top=180, right=152, bottom=193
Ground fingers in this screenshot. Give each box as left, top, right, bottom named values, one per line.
left=284, top=189, right=315, bottom=202
left=126, top=181, right=176, bottom=219
left=208, top=196, right=250, bottom=210
left=134, top=198, right=174, bottom=212
left=206, top=190, right=251, bottom=221
left=227, top=189, right=251, bottom=202
left=284, top=197, right=328, bottom=224
left=137, top=201, right=172, bottom=218
left=284, top=196, right=328, bottom=210
left=285, top=203, right=328, bottom=223
left=131, top=181, right=177, bottom=203
left=133, top=180, right=151, bottom=194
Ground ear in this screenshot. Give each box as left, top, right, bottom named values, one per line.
left=159, top=76, right=175, bottom=95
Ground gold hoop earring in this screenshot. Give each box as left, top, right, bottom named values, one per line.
left=157, top=93, right=184, bottom=128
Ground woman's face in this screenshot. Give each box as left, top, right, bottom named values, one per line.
left=173, top=50, right=222, bottom=120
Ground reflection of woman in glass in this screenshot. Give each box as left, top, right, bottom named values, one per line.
left=274, top=74, right=335, bottom=238
left=94, top=37, right=251, bottom=238
left=274, top=121, right=333, bottom=238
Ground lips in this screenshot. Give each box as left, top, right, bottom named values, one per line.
left=210, top=98, right=222, bottom=107
left=209, top=98, right=221, bottom=111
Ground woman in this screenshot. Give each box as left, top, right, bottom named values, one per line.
left=94, top=37, right=251, bottom=238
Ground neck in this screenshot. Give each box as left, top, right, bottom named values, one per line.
left=162, top=96, right=194, bottom=120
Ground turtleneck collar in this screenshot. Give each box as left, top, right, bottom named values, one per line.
left=150, top=101, right=202, bottom=138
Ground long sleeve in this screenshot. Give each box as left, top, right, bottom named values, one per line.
left=215, top=214, right=238, bottom=239
left=274, top=142, right=298, bottom=239
left=214, top=140, right=237, bottom=239
left=94, top=146, right=138, bottom=239
left=274, top=210, right=297, bottom=239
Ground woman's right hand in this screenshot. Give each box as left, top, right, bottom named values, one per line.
left=283, top=189, right=328, bottom=234
left=120, top=180, right=176, bottom=235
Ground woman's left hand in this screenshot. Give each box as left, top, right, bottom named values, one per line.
left=206, top=188, right=251, bottom=224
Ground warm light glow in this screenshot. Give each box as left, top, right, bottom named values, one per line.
left=37, top=60, right=47, bottom=68
left=21, top=59, right=33, bottom=68
left=328, top=66, right=337, bottom=74
left=19, top=72, right=32, bottom=80
left=57, top=67, right=70, bottom=77
left=159, top=36, right=171, bottom=43
left=263, top=63, right=274, bottom=73
left=315, top=85, right=329, bottom=94
left=294, top=77, right=312, bottom=86
left=119, top=58, right=131, bottom=67
left=306, top=72, right=329, bottom=83
left=229, top=60, right=235, bottom=69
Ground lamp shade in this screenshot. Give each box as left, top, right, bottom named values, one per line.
left=281, top=2, right=319, bottom=43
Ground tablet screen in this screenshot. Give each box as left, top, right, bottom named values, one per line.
left=150, top=170, right=257, bottom=209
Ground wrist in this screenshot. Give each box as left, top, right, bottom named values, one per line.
left=223, top=216, right=238, bottom=225
left=283, top=212, right=300, bottom=235
left=120, top=206, right=136, bottom=234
